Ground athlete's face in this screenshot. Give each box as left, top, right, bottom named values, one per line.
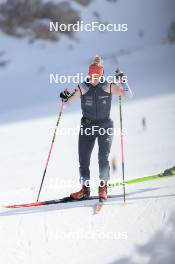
left=90, top=74, right=101, bottom=86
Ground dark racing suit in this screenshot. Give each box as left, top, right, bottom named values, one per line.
left=78, top=81, right=113, bottom=184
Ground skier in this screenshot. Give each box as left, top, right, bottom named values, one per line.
left=60, top=55, right=132, bottom=201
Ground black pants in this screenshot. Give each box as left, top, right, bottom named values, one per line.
left=79, top=117, right=114, bottom=185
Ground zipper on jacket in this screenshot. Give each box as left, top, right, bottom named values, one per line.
left=94, top=88, right=98, bottom=120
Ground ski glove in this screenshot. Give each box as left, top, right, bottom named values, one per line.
left=60, top=90, right=72, bottom=102
left=116, top=69, right=124, bottom=81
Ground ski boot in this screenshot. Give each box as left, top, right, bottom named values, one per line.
left=98, top=181, right=108, bottom=201
left=70, top=185, right=90, bottom=200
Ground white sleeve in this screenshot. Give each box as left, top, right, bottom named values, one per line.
left=121, top=82, right=133, bottom=98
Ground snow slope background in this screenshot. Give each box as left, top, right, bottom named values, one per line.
left=0, top=0, right=175, bottom=123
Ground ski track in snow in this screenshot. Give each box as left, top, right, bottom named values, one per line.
left=0, top=178, right=175, bottom=264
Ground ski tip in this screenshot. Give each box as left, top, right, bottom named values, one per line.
left=95, top=201, right=104, bottom=214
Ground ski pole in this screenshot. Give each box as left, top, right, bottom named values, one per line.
left=119, top=95, right=126, bottom=204
left=116, top=68, right=126, bottom=204
left=36, top=99, right=65, bottom=202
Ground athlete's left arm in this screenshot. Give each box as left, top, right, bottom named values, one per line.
left=110, top=82, right=133, bottom=98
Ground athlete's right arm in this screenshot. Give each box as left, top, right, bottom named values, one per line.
left=67, top=87, right=81, bottom=103
left=60, top=87, right=81, bottom=103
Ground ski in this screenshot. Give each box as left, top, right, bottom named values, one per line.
left=3, top=195, right=118, bottom=209
left=95, top=199, right=105, bottom=214
left=3, top=168, right=175, bottom=210
left=108, top=172, right=175, bottom=188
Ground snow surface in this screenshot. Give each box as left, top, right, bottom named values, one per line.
left=0, top=93, right=175, bottom=264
